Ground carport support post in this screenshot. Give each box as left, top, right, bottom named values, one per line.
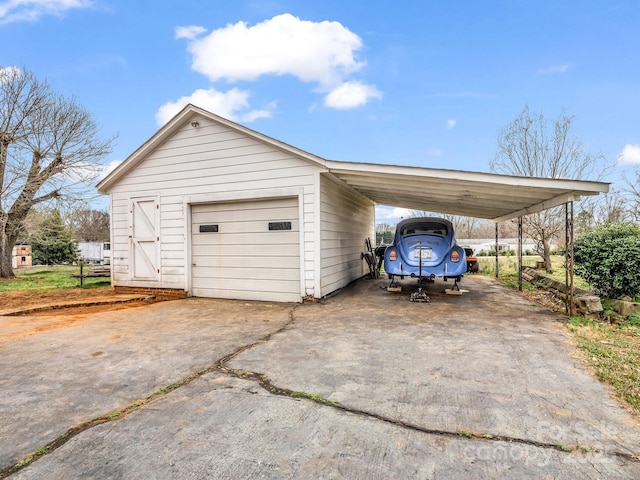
left=494, top=222, right=500, bottom=278
left=518, top=216, right=523, bottom=291
left=565, top=201, right=575, bottom=315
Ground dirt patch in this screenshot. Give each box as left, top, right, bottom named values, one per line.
left=22, top=299, right=160, bottom=317
left=0, top=287, right=127, bottom=312
left=0, top=287, right=163, bottom=342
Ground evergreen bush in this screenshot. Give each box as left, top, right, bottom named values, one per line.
left=573, top=223, right=640, bottom=299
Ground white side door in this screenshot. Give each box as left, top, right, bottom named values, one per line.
left=130, top=197, right=159, bottom=280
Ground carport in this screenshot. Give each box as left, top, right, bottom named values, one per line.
left=325, top=160, right=609, bottom=310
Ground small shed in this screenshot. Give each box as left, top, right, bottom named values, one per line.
left=12, top=245, right=32, bottom=268
left=97, top=104, right=608, bottom=302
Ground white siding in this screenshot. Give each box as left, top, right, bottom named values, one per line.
left=108, top=115, right=318, bottom=296
left=319, top=174, right=375, bottom=296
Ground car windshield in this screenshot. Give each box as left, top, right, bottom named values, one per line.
left=400, top=221, right=448, bottom=237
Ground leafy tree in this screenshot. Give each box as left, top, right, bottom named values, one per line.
left=574, top=223, right=640, bottom=299
left=30, top=209, right=78, bottom=265
left=490, top=105, right=606, bottom=272
left=0, top=66, right=114, bottom=278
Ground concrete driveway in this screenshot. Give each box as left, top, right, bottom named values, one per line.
left=1, top=275, right=639, bottom=479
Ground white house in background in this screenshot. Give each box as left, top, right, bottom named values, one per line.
left=459, top=238, right=557, bottom=256
left=97, top=104, right=374, bottom=302
left=77, top=242, right=111, bottom=265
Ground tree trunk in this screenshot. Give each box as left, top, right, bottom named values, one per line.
left=542, top=238, right=554, bottom=273
left=0, top=232, right=16, bottom=278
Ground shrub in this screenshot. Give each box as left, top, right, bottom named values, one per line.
left=627, top=312, right=640, bottom=327
left=574, top=223, right=640, bottom=299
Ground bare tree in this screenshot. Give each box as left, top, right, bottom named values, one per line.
left=490, top=105, right=606, bottom=272
left=65, top=208, right=110, bottom=242
left=409, top=210, right=490, bottom=239
left=0, top=66, right=114, bottom=278
left=375, top=222, right=392, bottom=234
left=454, top=216, right=480, bottom=239
left=597, top=190, right=631, bottom=225
left=623, top=167, right=640, bottom=223
left=574, top=190, right=632, bottom=235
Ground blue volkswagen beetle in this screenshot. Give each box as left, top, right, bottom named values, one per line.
left=383, top=217, right=467, bottom=285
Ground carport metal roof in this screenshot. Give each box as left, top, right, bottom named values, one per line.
left=325, top=160, right=609, bottom=222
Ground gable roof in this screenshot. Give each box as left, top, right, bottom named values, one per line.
left=96, top=103, right=328, bottom=193
left=98, top=105, right=609, bottom=222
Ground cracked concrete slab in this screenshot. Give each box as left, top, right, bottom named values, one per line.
left=11, top=374, right=638, bottom=480
left=0, top=298, right=293, bottom=470
left=230, top=277, right=640, bottom=457
left=1, top=275, right=639, bottom=478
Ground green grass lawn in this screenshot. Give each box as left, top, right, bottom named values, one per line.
left=0, top=265, right=111, bottom=293
left=477, top=255, right=593, bottom=291
left=568, top=316, right=640, bottom=414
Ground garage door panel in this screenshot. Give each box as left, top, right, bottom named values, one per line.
left=191, top=197, right=301, bottom=302
left=192, top=206, right=298, bottom=224
left=193, top=264, right=299, bottom=280
left=192, top=231, right=299, bottom=245
left=193, top=255, right=301, bottom=269
left=192, top=285, right=300, bottom=302
left=192, top=278, right=300, bottom=293
left=191, top=243, right=299, bottom=257
left=192, top=223, right=299, bottom=236
left=193, top=197, right=295, bottom=212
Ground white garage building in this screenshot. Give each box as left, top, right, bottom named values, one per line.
left=97, top=104, right=608, bottom=302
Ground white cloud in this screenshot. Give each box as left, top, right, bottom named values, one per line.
left=323, top=81, right=382, bottom=110
left=425, top=147, right=443, bottom=157
left=97, top=159, right=123, bottom=180
left=174, top=14, right=380, bottom=111
left=375, top=206, right=412, bottom=223
left=155, top=87, right=275, bottom=125
left=178, top=14, right=364, bottom=86
left=0, top=0, right=92, bottom=24
left=174, top=25, right=207, bottom=40
left=537, top=64, right=570, bottom=75
left=0, top=65, right=20, bottom=80
left=446, top=119, right=456, bottom=129
left=617, top=144, right=640, bottom=165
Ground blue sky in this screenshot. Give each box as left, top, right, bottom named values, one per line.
left=2, top=0, right=639, bottom=222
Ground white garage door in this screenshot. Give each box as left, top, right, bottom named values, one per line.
left=191, top=197, right=301, bottom=302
